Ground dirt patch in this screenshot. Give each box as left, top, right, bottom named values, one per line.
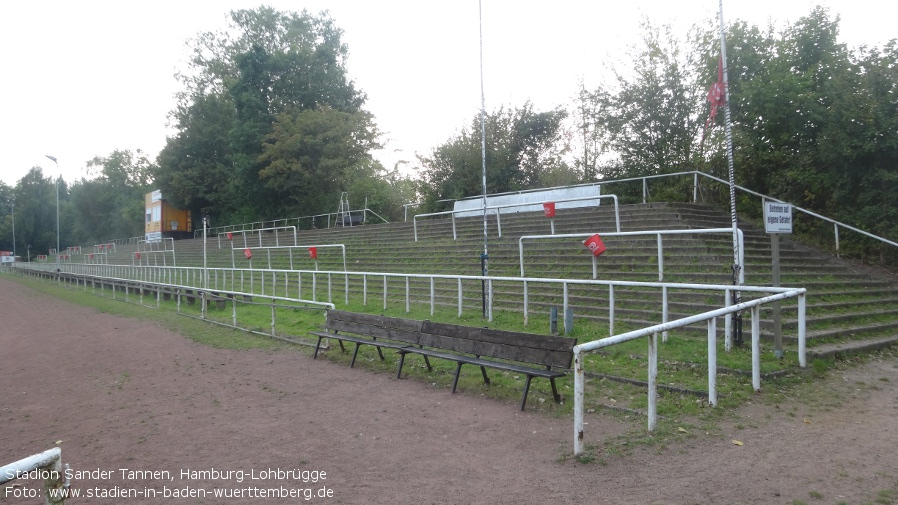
left=2, top=277, right=897, bottom=504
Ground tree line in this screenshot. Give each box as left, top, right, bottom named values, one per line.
left=1, top=6, right=895, bottom=263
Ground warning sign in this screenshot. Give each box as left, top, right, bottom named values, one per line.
left=764, top=202, right=793, bottom=234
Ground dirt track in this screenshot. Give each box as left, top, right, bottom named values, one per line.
left=2, top=276, right=897, bottom=504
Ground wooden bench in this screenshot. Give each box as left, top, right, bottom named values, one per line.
left=310, top=310, right=576, bottom=410
left=310, top=311, right=428, bottom=368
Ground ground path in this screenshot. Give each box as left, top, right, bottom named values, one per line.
left=2, top=277, right=896, bottom=504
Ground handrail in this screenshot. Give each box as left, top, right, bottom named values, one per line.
left=1, top=447, right=71, bottom=503
left=490, top=194, right=621, bottom=238
left=573, top=288, right=806, bottom=455
left=217, top=226, right=297, bottom=249
left=229, top=243, right=347, bottom=272
left=691, top=171, right=898, bottom=256
left=519, top=228, right=745, bottom=282
left=413, top=194, right=621, bottom=242
left=18, top=262, right=801, bottom=346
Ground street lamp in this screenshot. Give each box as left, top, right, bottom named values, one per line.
left=45, top=155, right=59, bottom=257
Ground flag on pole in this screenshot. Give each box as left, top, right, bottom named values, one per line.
left=703, top=55, right=726, bottom=141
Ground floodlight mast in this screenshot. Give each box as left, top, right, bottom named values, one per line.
left=718, top=0, right=743, bottom=345
left=45, top=155, right=60, bottom=259
left=479, top=0, right=489, bottom=319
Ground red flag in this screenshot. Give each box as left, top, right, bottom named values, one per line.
left=309, top=247, right=317, bottom=259
left=704, top=55, right=726, bottom=139
left=543, top=202, right=556, bottom=218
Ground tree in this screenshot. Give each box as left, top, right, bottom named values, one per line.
left=417, top=102, right=571, bottom=210
left=584, top=20, right=705, bottom=182
left=257, top=104, right=381, bottom=217
left=69, top=149, right=155, bottom=244
left=154, top=7, right=375, bottom=224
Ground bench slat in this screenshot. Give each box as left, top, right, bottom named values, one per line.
left=421, top=320, right=574, bottom=352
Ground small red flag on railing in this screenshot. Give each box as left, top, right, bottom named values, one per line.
left=543, top=202, right=556, bottom=218
left=583, top=234, right=606, bottom=257
left=244, top=248, right=253, bottom=260
left=226, top=232, right=233, bottom=241
left=309, top=247, right=317, bottom=259
left=134, top=252, right=141, bottom=260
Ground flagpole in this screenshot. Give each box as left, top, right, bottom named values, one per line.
left=718, top=0, right=743, bottom=347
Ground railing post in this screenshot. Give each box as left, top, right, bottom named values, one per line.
left=662, top=286, right=669, bottom=342
left=458, top=278, right=463, bottom=318
left=608, top=285, right=615, bottom=336
left=752, top=305, right=761, bottom=391
left=647, top=332, right=658, bottom=431
left=834, top=223, right=840, bottom=258
left=573, top=347, right=585, bottom=455
left=693, top=172, right=698, bottom=203
left=707, top=317, right=717, bottom=406
left=798, top=293, right=807, bottom=368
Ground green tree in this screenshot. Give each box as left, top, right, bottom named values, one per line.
left=417, top=102, right=571, bottom=210
left=584, top=20, right=705, bottom=181
left=69, top=149, right=155, bottom=244
left=154, top=7, right=374, bottom=225
left=257, top=104, right=381, bottom=217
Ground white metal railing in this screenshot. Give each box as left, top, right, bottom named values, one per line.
left=519, top=228, right=745, bottom=281
left=1, top=447, right=70, bottom=503
left=573, top=288, right=806, bottom=455
left=217, top=226, right=298, bottom=250
left=413, top=194, right=621, bottom=242
left=601, top=170, right=898, bottom=258
left=202, top=208, right=390, bottom=239
left=491, top=194, right=621, bottom=238
left=229, top=243, right=347, bottom=272
left=17, top=263, right=801, bottom=345
left=402, top=170, right=896, bottom=258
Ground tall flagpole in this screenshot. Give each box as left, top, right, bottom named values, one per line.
left=718, top=0, right=743, bottom=346
left=479, top=0, right=490, bottom=319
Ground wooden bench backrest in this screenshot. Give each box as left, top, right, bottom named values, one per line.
left=418, top=321, right=575, bottom=369
left=326, top=311, right=575, bottom=369
left=326, top=310, right=423, bottom=346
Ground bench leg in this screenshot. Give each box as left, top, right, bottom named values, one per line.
left=423, top=355, right=432, bottom=371
left=550, top=377, right=561, bottom=403
left=313, top=336, right=324, bottom=359
left=338, top=340, right=347, bottom=353
left=375, top=346, right=385, bottom=361
left=350, top=343, right=362, bottom=368
left=520, top=375, right=534, bottom=411
left=479, top=366, right=490, bottom=385
left=396, top=352, right=407, bottom=379
left=451, top=362, right=464, bottom=394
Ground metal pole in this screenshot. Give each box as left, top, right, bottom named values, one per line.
left=718, top=1, right=743, bottom=346
left=479, top=0, right=489, bottom=318
left=9, top=198, right=14, bottom=259
left=203, top=215, right=208, bottom=290
left=45, top=155, right=60, bottom=256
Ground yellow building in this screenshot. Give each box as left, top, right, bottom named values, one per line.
left=145, top=190, right=192, bottom=241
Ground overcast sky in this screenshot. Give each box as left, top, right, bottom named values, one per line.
left=1, top=0, right=894, bottom=187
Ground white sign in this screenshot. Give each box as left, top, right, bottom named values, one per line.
left=151, top=190, right=162, bottom=202
left=764, top=201, right=793, bottom=234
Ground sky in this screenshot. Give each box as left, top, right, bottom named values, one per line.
left=1, top=0, right=895, bottom=187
